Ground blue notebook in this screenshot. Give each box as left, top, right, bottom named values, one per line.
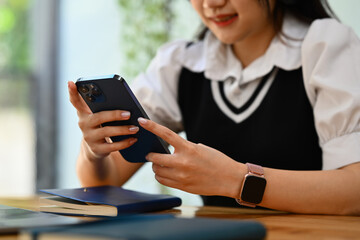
left=22, top=214, right=267, bottom=240
left=39, top=185, right=182, bottom=217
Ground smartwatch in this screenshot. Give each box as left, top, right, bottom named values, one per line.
left=236, top=163, right=267, bottom=207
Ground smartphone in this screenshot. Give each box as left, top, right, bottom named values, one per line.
left=76, top=74, right=170, bottom=163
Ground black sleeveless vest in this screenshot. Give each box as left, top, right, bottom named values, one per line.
left=178, top=67, right=322, bottom=207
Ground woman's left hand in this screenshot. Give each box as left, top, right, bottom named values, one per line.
left=137, top=118, right=245, bottom=198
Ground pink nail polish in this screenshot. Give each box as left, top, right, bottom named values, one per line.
left=138, top=117, right=148, bottom=124
left=129, top=138, right=137, bottom=144
left=129, top=126, right=139, bottom=132
left=121, top=112, right=130, bottom=118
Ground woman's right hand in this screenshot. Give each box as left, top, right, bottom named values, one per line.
left=68, top=81, right=139, bottom=163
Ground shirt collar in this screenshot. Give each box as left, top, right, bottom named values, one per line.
left=183, top=13, right=310, bottom=84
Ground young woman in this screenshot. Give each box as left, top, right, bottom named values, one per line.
left=68, top=0, right=360, bottom=215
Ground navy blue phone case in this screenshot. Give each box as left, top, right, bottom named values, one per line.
left=76, top=74, right=170, bottom=163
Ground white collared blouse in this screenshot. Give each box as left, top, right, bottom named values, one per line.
left=131, top=14, right=360, bottom=171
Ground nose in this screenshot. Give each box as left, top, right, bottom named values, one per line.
left=203, top=0, right=226, bottom=9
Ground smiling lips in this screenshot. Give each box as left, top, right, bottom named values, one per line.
left=210, top=14, right=238, bottom=27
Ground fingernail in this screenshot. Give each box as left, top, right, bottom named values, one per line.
left=129, top=138, right=137, bottom=144
left=129, top=126, right=139, bottom=132
left=121, top=111, right=130, bottom=118
left=138, top=117, right=148, bottom=125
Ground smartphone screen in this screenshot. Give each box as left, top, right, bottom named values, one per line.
left=76, top=74, right=170, bottom=163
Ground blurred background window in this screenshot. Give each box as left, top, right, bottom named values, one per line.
left=0, top=0, right=34, bottom=197
left=0, top=0, right=359, bottom=207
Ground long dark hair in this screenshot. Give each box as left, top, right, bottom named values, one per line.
left=196, top=0, right=337, bottom=40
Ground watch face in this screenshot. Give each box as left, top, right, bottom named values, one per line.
left=241, top=175, right=267, bottom=204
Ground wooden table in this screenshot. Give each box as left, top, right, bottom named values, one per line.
left=1, top=197, right=360, bottom=240
left=172, top=206, right=360, bottom=240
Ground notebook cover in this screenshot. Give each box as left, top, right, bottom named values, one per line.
left=0, top=204, right=82, bottom=235
left=40, top=185, right=182, bottom=215
left=22, top=214, right=266, bottom=240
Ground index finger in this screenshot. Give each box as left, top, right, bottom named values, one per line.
left=137, top=117, right=187, bottom=149
left=68, top=81, right=92, bottom=114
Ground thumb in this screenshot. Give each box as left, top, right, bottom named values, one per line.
left=68, top=81, right=92, bottom=114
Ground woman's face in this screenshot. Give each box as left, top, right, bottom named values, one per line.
left=191, top=0, right=275, bottom=44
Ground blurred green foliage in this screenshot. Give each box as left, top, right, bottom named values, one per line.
left=117, top=0, right=174, bottom=80
left=0, top=0, right=29, bottom=73
left=0, top=0, right=30, bottom=109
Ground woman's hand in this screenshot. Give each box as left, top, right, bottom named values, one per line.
left=68, top=81, right=139, bottom=163
left=138, top=117, right=245, bottom=198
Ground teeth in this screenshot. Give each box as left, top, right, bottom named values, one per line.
left=214, top=15, right=237, bottom=22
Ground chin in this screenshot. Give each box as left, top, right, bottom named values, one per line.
left=215, top=35, right=238, bottom=45
left=211, top=31, right=241, bottom=45
left=219, top=38, right=236, bottom=45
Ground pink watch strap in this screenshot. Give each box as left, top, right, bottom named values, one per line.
left=246, top=163, right=264, bottom=176
left=236, top=163, right=265, bottom=207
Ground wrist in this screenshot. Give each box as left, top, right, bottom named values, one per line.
left=81, top=139, right=107, bottom=164
left=78, top=139, right=112, bottom=184
left=221, top=162, right=247, bottom=199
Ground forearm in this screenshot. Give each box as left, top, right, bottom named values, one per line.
left=259, top=162, right=360, bottom=215
left=76, top=139, right=115, bottom=187
left=76, top=139, right=144, bottom=187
